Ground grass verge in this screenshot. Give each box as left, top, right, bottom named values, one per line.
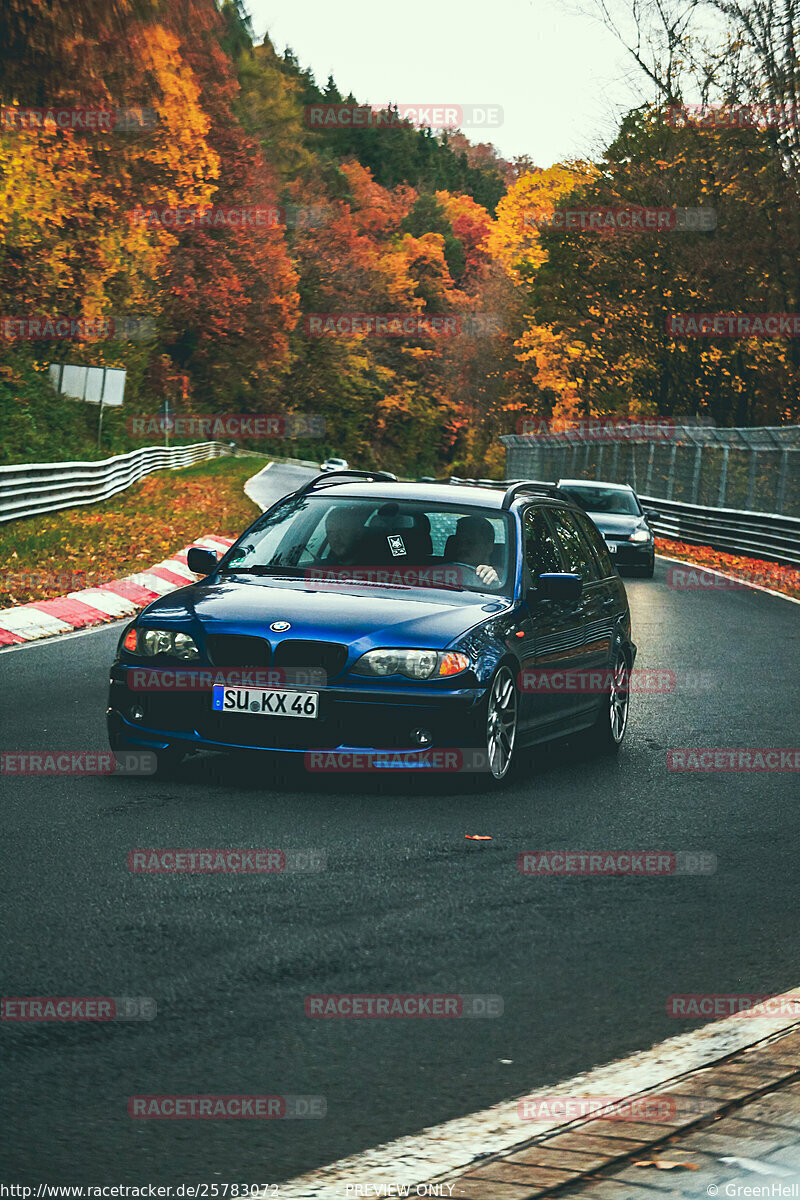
left=0, top=457, right=266, bottom=607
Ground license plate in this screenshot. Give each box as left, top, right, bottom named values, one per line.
left=212, top=685, right=319, bottom=719
left=606, top=541, right=619, bottom=553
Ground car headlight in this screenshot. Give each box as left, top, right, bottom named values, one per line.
left=352, top=649, right=469, bottom=679
left=119, top=625, right=200, bottom=661
left=629, top=527, right=652, bottom=543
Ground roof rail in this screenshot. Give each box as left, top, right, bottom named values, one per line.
left=295, top=468, right=398, bottom=499
left=501, top=480, right=566, bottom=510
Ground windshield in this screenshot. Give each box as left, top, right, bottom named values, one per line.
left=222, top=495, right=514, bottom=594
left=560, top=486, right=641, bottom=516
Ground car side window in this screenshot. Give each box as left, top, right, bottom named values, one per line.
left=573, top=510, right=615, bottom=578
left=523, top=508, right=562, bottom=578
left=548, top=509, right=601, bottom=582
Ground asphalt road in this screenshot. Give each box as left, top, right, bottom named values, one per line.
left=2, top=463, right=799, bottom=1186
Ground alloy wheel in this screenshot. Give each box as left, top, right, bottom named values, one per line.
left=608, top=656, right=630, bottom=744
left=486, top=666, right=518, bottom=780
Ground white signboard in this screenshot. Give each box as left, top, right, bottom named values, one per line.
left=60, top=364, right=88, bottom=400
left=101, top=369, right=126, bottom=407
left=49, top=364, right=126, bottom=406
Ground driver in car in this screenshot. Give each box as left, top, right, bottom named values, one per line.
left=448, top=515, right=500, bottom=587
left=324, top=506, right=366, bottom=565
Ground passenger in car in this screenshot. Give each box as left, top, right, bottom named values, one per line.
left=324, top=507, right=367, bottom=565
left=446, top=515, right=500, bottom=586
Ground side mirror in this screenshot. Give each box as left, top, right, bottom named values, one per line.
left=187, top=547, right=218, bottom=576
left=644, top=509, right=660, bottom=521
left=536, top=573, right=583, bottom=604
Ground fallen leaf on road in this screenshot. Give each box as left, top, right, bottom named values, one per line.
left=634, top=1161, right=700, bottom=1171
left=465, top=835, right=492, bottom=840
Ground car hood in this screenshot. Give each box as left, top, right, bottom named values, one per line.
left=139, top=575, right=511, bottom=654
left=585, top=511, right=644, bottom=537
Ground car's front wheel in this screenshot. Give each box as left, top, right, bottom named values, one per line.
left=484, top=665, right=519, bottom=781
left=634, top=554, right=655, bottom=578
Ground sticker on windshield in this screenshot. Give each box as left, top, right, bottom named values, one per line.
left=387, top=535, right=406, bottom=557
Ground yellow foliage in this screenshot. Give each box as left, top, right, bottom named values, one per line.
left=487, top=162, right=597, bottom=280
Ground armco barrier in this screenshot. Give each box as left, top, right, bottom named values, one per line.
left=0, top=442, right=232, bottom=524
left=449, top=477, right=800, bottom=567
left=637, top=494, right=800, bottom=566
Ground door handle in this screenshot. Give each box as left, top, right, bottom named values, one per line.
left=601, top=597, right=615, bottom=609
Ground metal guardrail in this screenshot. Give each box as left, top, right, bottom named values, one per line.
left=449, top=476, right=800, bottom=567
left=638, top=494, right=800, bottom=567
left=0, top=442, right=232, bottom=524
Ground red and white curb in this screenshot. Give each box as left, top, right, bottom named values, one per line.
left=0, top=536, right=234, bottom=647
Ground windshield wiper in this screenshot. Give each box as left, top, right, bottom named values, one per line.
left=219, top=564, right=305, bottom=576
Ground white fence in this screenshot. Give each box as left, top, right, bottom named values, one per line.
left=0, top=442, right=232, bottom=524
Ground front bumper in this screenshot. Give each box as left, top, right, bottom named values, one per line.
left=606, top=540, right=654, bottom=566
left=107, top=667, right=485, bottom=757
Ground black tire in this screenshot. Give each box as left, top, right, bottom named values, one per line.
left=582, top=651, right=630, bottom=755
left=627, top=555, right=655, bottom=578
left=480, top=664, right=520, bottom=784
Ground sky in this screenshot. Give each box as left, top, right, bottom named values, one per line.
left=246, top=0, right=656, bottom=167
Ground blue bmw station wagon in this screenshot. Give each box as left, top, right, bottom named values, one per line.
left=107, top=471, right=636, bottom=782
